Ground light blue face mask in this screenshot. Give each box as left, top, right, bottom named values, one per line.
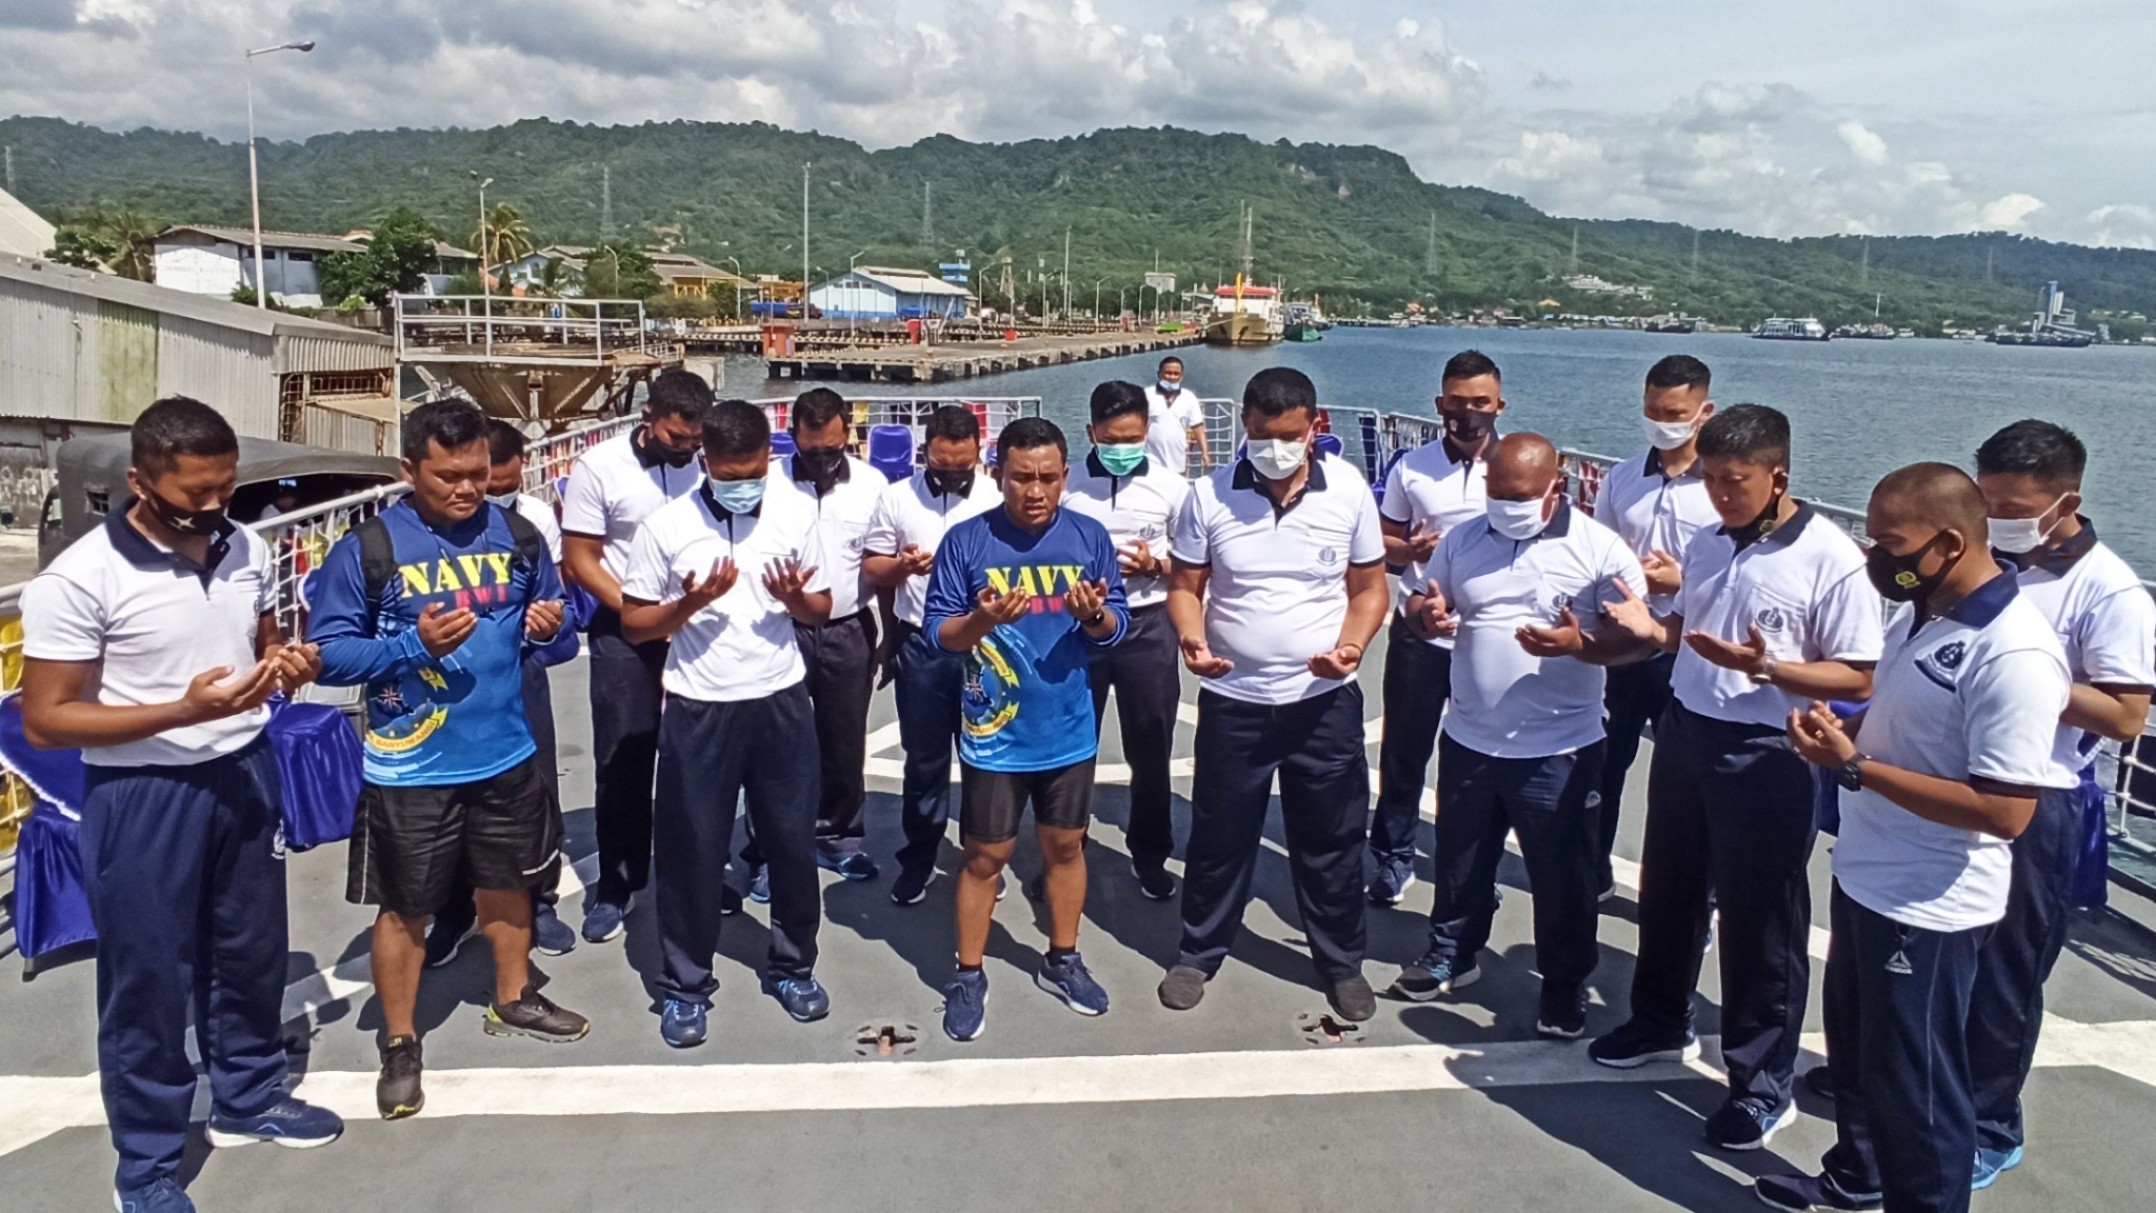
left=706, top=477, right=766, bottom=515
left=1096, top=443, right=1147, bottom=476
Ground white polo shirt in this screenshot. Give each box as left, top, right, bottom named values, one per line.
left=1427, top=502, right=1647, bottom=759
left=863, top=469, right=999, bottom=627
left=1383, top=435, right=1492, bottom=650
left=21, top=510, right=277, bottom=767
left=559, top=429, right=703, bottom=581
left=768, top=452, right=883, bottom=619
left=1834, top=573, right=2070, bottom=931
left=1063, top=449, right=1191, bottom=609
left=619, top=486, right=830, bottom=703
left=510, top=493, right=564, bottom=564
left=1144, top=385, right=1207, bottom=475
left=2005, top=523, right=2156, bottom=787
left=1669, top=503, right=1884, bottom=727
left=1599, top=448, right=1720, bottom=615
left=1171, top=454, right=1385, bottom=705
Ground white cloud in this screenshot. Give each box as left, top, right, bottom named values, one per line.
left=2083, top=203, right=2156, bottom=249
left=1836, top=121, right=1889, bottom=167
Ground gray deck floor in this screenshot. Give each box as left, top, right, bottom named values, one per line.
left=3, top=643, right=2154, bottom=1212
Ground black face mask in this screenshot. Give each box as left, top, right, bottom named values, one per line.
left=925, top=467, right=975, bottom=499
left=635, top=425, right=699, bottom=470
left=1441, top=408, right=1496, bottom=445
left=1866, top=534, right=1953, bottom=603
left=792, top=447, right=846, bottom=491
left=138, top=488, right=229, bottom=536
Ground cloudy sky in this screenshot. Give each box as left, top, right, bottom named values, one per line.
left=5, top=0, right=2153, bottom=246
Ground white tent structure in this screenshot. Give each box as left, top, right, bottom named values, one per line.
left=0, top=187, right=55, bottom=261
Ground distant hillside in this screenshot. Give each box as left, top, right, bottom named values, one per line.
left=5, top=114, right=2152, bottom=334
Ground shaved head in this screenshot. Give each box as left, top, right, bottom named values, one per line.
left=1485, top=432, right=1559, bottom=501
left=1870, top=462, right=1990, bottom=540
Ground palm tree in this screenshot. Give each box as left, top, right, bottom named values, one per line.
left=97, top=209, right=160, bottom=282
left=471, top=201, right=534, bottom=272
left=534, top=254, right=578, bottom=298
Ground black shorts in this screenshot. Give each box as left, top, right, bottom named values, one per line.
left=346, top=755, right=560, bottom=917
left=960, top=759, right=1096, bottom=843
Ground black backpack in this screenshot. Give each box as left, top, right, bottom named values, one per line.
left=353, top=503, right=547, bottom=634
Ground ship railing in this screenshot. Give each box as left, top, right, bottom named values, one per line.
left=393, top=294, right=653, bottom=365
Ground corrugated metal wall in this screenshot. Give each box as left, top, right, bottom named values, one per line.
left=158, top=313, right=278, bottom=435
left=0, top=275, right=101, bottom=422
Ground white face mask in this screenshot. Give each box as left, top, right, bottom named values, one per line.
left=1987, top=494, right=2069, bottom=554
left=1643, top=414, right=1698, bottom=451
left=1158, top=379, right=1182, bottom=395
left=1486, top=496, right=1549, bottom=540
left=486, top=490, right=520, bottom=508
left=1246, top=438, right=1308, bottom=481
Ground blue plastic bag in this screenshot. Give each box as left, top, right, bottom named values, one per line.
left=267, top=697, right=364, bottom=852
left=2069, top=760, right=2109, bottom=911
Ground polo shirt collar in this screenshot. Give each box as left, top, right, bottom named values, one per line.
left=1939, top=565, right=2021, bottom=628
left=1086, top=449, right=1151, bottom=480
left=1541, top=498, right=1574, bottom=539
left=1643, top=447, right=1701, bottom=481
left=2001, top=516, right=2098, bottom=575
left=1720, top=498, right=1814, bottom=551
left=105, top=500, right=236, bottom=576
left=1231, top=455, right=1329, bottom=516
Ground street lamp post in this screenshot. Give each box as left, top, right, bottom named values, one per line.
left=1093, top=277, right=1108, bottom=323
left=720, top=256, right=742, bottom=320
left=244, top=39, right=315, bottom=310
left=470, top=171, right=494, bottom=356
left=801, top=162, right=811, bottom=322
left=846, top=249, right=868, bottom=334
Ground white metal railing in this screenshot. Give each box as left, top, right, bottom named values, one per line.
left=393, top=294, right=652, bottom=364
left=749, top=396, right=1043, bottom=465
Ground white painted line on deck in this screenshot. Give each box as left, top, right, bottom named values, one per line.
left=3, top=1019, right=2152, bottom=1158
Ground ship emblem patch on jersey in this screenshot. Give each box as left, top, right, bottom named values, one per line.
left=1756, top=606, right=1789, bottom=632
left=1916, top=640, right=1967, bottom=691
left=1550, top=592, right=1574, bottom=615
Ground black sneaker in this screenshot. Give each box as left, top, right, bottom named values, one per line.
left=1536, top=986, right=1589, bottom=1040
left=376, top=1035, right=424, bottom=1120
left=1754, top=1173, right=1882, bottom=1212
left=483, top=985, right=591, bottom=1043
left=720, top=884, right=743, bottom=917
left=1131, top=859, right=1178, bottom=901
left=1587, top=1019, right=1701, bottom=1069
left=1328, top=975, right=1378, bottom=1022
left=1158, top=964, right=1209, bottom=1011
left=1390, top=949, right=1480, bottom=1002
left=1706, top=1096, right=1796, bottom=1151
left=423, top=902, right=477, bottom=969
left=1803, top=1063, right=1836, bottom=1102
left=1367, top=856, right=1417, bottom=906
left=890, top=866, right=936, bottom=906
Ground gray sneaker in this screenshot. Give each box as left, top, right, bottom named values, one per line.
left=1158, top=964, right=1209, bottom=1011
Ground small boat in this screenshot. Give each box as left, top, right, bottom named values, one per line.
left=1644, top=317, right=1697, bottom=334
left=1754, top=317, right=1831, bottom=341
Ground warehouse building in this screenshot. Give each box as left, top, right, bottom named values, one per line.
left=808, top=266, right=971, bottom=321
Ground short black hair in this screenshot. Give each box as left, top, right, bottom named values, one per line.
left=1241, top=366, right=1317, bottom=420
left=1697, top=403, right=1789, bottom=471
left=1874, top=462, right=1990, bottom=540
left=1159, top=355, right=1184, bottom=372
left=1974, top=419, right=2087, bottom=489
left=996, top=417, right=1068, bottom=467
left=646, top=368, right=714, bottom=423
left=485, top=418, right=527, bottom=465
left=131, top=396, right=237, bottom=476
left=402, top=399, right=490, bottom=463
left=791, top=387, right=849, bottom=435
left=1645, top=354, right=1711, bottom=392
left=1442, top=349, right=1500, bottom=385
left=925, top=403, right=981, bottom=445
left=702, top=398, right=772, bottom=460
left=1089, top=380, right=1151, bottom=426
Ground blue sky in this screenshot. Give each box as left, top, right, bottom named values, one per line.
left=4, top=1, right=2151, bottom=246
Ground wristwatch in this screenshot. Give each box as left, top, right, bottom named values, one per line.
left=1749, top=655, right=1779, bottom=686
left=1836, top=754, right=1868, bottom=793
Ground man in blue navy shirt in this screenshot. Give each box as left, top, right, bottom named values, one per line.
left=923, top=417, right=1130, bottom=1041
left=309, top=400, right=588, bottom=1122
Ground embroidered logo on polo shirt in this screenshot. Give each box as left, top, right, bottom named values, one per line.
left=1551, top=592, right=1575, bottom=614
left=1916, top=640, right=1966, bottom=692
left=1319, top=547, right=1339, bottom=564
left=1756, top=606, right=1789, bottom=632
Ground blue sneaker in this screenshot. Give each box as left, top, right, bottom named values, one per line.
left=764, top=974, right=832, bottom=1023
left=204, top=1096, right=344, bottom=1149
left=1036, top=950, right=1110, bottom=1016
left=1389, top=948, right=1480, bottom=1002
left=1705, top=1096, right=1796, bottom=1151
left=749, top=866, right=772, bottom=904
left=819, top=851, right=880, bottom=881
left=113, top=1178, right=195, bottom=1213
left=660, top=998, right=708, bottom=1049
left=943, top=968, right=989, bottom=1041
left=1972, top=1145, right=2023, bottom=1191
left=582, top=895, right=633, bottom=943
left=532, top=903, right=577, bottom=956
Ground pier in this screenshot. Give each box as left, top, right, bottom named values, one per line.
left=758, top=325, right=1206, bottom=383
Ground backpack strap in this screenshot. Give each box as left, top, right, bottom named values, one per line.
left=500, top=502, right=547, bottom=577
left=354, top=516, right=398, bottom=638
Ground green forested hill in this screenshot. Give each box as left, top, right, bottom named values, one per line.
left=5, top=114, right=2152, bottom=333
